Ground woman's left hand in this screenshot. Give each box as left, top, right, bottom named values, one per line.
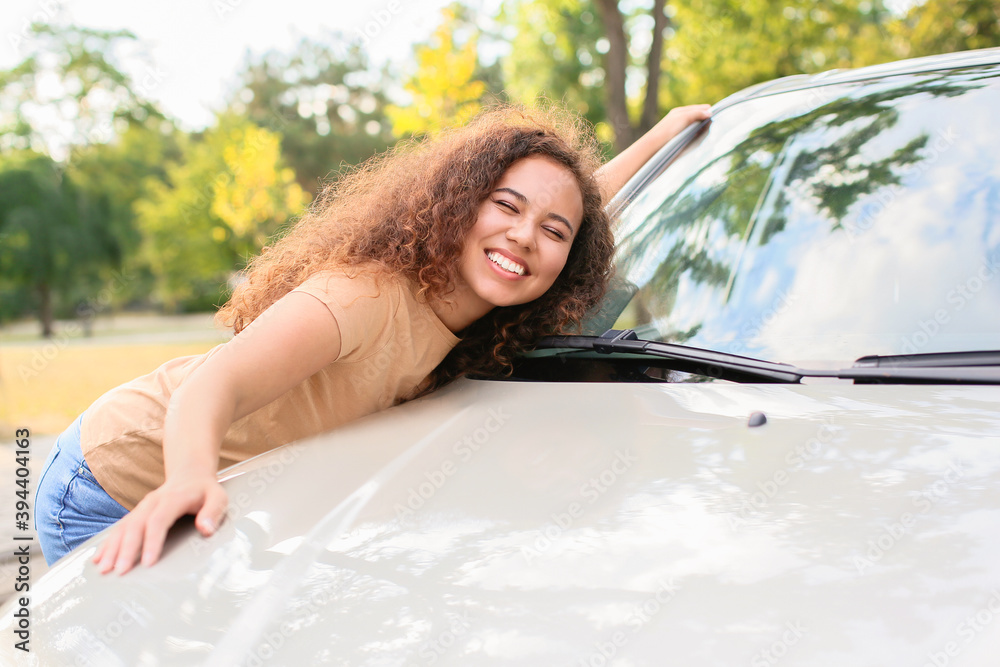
left=648, top=104, right=712, bottom=144
left=596, top=103, right=712, bottom=203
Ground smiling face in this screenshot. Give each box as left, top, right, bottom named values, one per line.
left=446, top=156, right=584, bottom=327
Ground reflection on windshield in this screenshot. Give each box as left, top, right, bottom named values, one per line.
left=600, top=66, right=1000, bottom=365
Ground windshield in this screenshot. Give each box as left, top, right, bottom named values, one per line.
left=590, top=65, right=1000, bottom=366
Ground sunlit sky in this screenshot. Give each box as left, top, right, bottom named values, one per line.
left=0, top=0, right=496, bottom=131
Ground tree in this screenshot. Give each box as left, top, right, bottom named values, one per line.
left=387, top=4, right=499, bottom=136
left=134, top=118, right=309, bottom=312
left=0, top=23, right=161, bottom=158
left=499, top=0, right=673, bottom=153
left=496, top=0, right=900, bottom=152
left=0, top=153, right=113, bottom=335
left=663, top=0, right=896, bottom=106
left=0, top=23, right=166, bottom=332
left=594, top=0, right=668, bottom=150
left=66, top=122, right=183, bottom=307
left=210, top=123, right=309, bottom=262
left=889, top=0, right=1000, bottom=59
left=228, top=37, right=394, bottom=195
left=499, top=0, right=608, bottom=135
left=498, top=0, right=681, bottom=152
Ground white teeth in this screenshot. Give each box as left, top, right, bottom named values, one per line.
left=487, top=251, right=525, bottom=276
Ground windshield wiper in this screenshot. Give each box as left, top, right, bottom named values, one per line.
left=843, top=350, right=1000, bottom=384
left=534, top=330, right=805, bottom=383
left=533, top=331, right=1000, bottom=385
left=853, top=350, right=1000, bottom=368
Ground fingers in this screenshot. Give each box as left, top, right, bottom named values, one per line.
left=91, top=479, right=228, bottom=575
left=666, top=104, right=712, bottom=124
left=94, top=521, right=126, bottom=574
left=115, top=512, right=148, bottom=575
left=675, top=103, right=711, bottom=114
left=139, top=497, right=185, bottom=569
left=96, top=501, right=160, bottom=575
left=647, top=104, right=712, bottom=146
left=195, top=484, right=228, bottom=537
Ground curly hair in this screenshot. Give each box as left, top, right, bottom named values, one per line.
left=216, top=103, right=615, bottom=391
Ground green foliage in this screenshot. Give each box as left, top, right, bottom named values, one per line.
left=66, top=122, right=183, bottom=305
left=210, top=123, right=310, bottom=261
left=501, top=0, right=675, bottom=151
left=496, top=0, right=904, bottom=150
left=4, top=6, right=999, bottom=327
left=497, top=0, right=999, bottom=145
left=499, top=0, right=608, bottom=131
left=134, top=118, right=308, bottom=312
left=890, top=0, right=1000, bottom=58
left=0, top=23, right=168, bottom=332
left=229, top=37, right=394, bottom=195
left=387, top=4, right=496, bottom=136
left=664, top=0, right=897, bottom=106
left=0, top=23, right=161, bottom=157
left=0, top=152, right=117, bottom=332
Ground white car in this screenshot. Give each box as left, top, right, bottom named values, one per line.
left=5, top=48, right=1000, bottom=665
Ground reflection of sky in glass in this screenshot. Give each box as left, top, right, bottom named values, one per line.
left=614, top=68, right=1000, bottom=365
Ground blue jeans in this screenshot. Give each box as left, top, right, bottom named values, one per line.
left=35, top=415, right=129, bottom=565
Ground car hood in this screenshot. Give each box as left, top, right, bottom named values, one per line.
left=6, top=379, right=1000, bottom=665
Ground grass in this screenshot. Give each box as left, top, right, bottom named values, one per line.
left=0, top=341, right=219, bottom=439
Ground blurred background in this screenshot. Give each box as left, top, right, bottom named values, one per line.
left=1, top=0, right=999, bottom=437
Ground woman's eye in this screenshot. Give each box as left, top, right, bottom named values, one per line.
left=544, top=226, right=566, bottom=240
left=493, top=199, right=517, bottom=213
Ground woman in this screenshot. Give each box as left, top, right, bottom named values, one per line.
left=33, top=102, right=711, bottom=572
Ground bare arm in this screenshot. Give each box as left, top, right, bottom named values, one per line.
left=595, top=104, right=712, bottom=203
left=94, top=290, right=344, bottom=574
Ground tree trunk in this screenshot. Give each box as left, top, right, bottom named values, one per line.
left=640, top=0, right=668, bottom=134
left=595, top=0, right=635, bottom=153
left=38, top=282, right=54, bottom=338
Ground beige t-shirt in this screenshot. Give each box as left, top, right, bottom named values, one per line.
left=80, top=269, right=460, bottom=509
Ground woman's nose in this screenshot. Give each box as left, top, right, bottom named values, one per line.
left=505, top=218, right=536, bottom=250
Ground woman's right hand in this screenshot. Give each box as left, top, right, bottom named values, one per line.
left=93, top=475, right=228, bottom=575
left=90, top=290, right=343, bottom=576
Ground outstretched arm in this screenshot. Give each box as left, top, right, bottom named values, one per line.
left=93, top=290, right=344, bottom=574
left=595, top=104, right=711, bottom=203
